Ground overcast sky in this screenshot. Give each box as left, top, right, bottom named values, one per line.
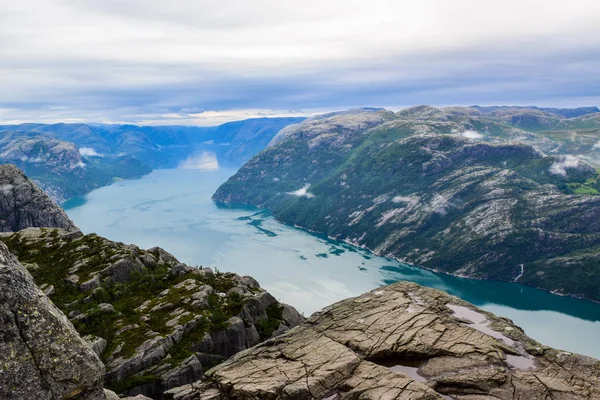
left=1, top=0, right=600, bottom=125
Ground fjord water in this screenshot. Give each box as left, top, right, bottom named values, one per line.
left=63, top=168, right=600, bottom=358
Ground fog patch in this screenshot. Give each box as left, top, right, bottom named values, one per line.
left=288, top=184, right=315, bottom=198
left=549, top=155, right=580, bottom=177
left=0, top=184, right=13, bottom=195
left=459, top=130, right=484, bottom=140
left=178, top=151, right=219, bottom=171
left=79, top=147, right=103, bottom=157
left=392, top=195, right=413, bottom=203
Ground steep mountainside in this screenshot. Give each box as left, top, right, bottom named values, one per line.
left=0, top=228, right=303, bottom=398
left=0, top=164, right=76, bottom=231
left=167, top=282, right=600, bottom=400
left=0, top=239, right=110, bottom=400
left=214, top=108, right=600, bottom=302
left=209, top=117, right=305, bottom=165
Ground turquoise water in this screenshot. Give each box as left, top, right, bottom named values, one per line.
left=63, top=168, right=600, bottom=358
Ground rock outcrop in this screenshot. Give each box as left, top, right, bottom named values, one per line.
left=0, top=164, right=76, bottom=231
left=0, top=240, right=107, bottom=400
left=166, top=281, right=600, bottom=400
left=0, top=227, right=304, bottom=398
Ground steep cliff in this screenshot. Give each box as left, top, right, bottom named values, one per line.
left=0, top=164, right=76, bottom=231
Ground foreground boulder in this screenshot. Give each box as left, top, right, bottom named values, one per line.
left=0, top=163, right=76, bottom=231
left=166, top=281, right=600, bottom=400
left=0, top=240, right=107, bottom=399
left=0, top=228, right=303, bottom=399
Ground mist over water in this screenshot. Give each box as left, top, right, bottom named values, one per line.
left=63, top=167, right=600, bottom=358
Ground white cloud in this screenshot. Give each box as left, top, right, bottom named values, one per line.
left=79, top=147, right=103, bottom=157
left=0, top=1, right=600, bottom=123
left=1, top=184, right=13, bottom=195
left=287, top=184, right=315, bottom=198
left=178, top=151, right=219, bottom=170
left=391, top=195, right=413, bottom=203
left=459, top=130, right=484, bottom=140
left=549, top=155, right=580, bottom=177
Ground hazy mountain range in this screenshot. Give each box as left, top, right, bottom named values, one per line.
left=0, top=117, right=303, bottom=201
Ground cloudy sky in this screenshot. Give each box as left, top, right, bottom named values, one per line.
left=1, top=0, right=600, bottom=125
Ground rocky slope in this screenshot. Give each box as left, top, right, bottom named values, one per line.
left=0, top=164, right=76, bottom=231
left=214, top=108, right=600, bottom=302
left=166, top=281, right=600, bottom=400
left=0, top=238, right=110, bottom=400
left=0, top=227, right=303, bottom=398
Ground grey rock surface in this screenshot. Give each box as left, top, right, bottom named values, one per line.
left=0, top=164, right=77, bottom=231
left=166, top=282, right=600, bottom=400
left=0, top=240, right=106, bottom=399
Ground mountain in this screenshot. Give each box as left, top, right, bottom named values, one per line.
left=207, top=117, right=305, bottom=166
left=472, top=105, right=600, bottom=118
left=0, top=164, right=77, bottom=231
left=168, top=281, right=600, bottom=400
left=213, top=107, right=600, bottom=302
left=0, top=123, right=215, bottom=169
left=0, top=118, right=304, bottom=169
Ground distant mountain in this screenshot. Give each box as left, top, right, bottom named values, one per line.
left=214, top=107, right=600, bottom=302
left=0, top=123, right=216, bottom=169
left=472, top=105, right=600, bottom=118
left=0, top=117, right=304, bottom=200
left=207, top=117, right=305, bottom=166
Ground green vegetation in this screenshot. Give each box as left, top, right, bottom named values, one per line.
left=567, top=172, right=600, bottom=195
left=255, top=303, right=284, bottom=340
left=0, top=229, right=255, bottom=394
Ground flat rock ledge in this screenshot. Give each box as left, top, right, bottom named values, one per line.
left=166, top=281, right=600, bottom=400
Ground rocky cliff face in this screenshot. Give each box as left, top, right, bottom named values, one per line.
left=0, top=227, right=304, bottom=399
left=0, top=239, right=108, bottom=400
left=166, top=281, right=600, bottom=400
left=0, top=164, right=76, bottom=231
left=213, top=109, right=600, bottom=302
